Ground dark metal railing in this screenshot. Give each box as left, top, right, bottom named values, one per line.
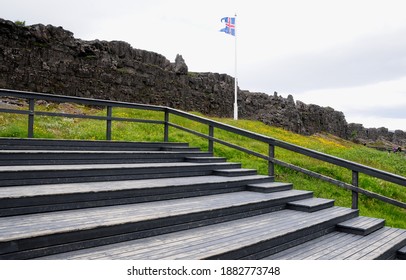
left=1, top=88, right=405, bottom=209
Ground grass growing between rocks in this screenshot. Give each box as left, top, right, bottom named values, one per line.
left=0, top=103, right=405, bottom=228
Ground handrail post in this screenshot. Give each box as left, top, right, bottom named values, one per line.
left=208, top=125, right=214, bottom=153
left=268, top=143, right=275, bottom=177
left=352, top=170, right=359, bottom=209
left=106, top=106, right=112, bottom=141
left=28, top=98, right=35, bottom=138
left=164, top=109, right=169, bottom=142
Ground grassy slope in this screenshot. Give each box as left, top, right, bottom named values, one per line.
left=1, top=104, right=405, bottom=228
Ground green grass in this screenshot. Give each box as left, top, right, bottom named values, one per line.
left=1, top=103, right=405, bottom=228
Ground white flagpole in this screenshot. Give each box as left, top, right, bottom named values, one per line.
left=233, top=14, right=238, bottom=120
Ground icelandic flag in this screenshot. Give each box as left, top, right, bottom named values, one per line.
left=220, top=17, right=235, bottom=36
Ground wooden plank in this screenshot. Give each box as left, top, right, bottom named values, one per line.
left=126, top=207, right=355, bottom=260
left=0, top=150, right=213, bottom=165
left=338, top=216, right=382, bottom=228
left=247, top=182, right=293, bottom=193
left=287, top=198, right=334, bottom=212
left=286, top=233, right=355, bottom=260
left=337, top=216, right=385, bottom=236
left=39, top=210, right=297, bottom=260
left=344, top=228, right=402, bottom=259
left=41, top=210, right=294, bottom=259
left=42, top=210, right=307, bottom=259
left=266, top=227, right=404, bottom=260
left=357, top=229, right=406, bottom=260
left=38, top=207, right=356, bottom=260
left=114, top=214, right=297, bottom=260
left=329, top=227, right=395, bottom=260
left=0, top=162, right=243, bottom=187
left=0, top=161, right=238, bottom=172
left=303, top=234, right=364, bottom=260
left=0, top=190, right=311, bottom=243
left=263, top=232, right=343, bottom=259
left=0, top=175, right=271, bottom=200
left=213, top=169, right=257, bottom=177
left=139, top=212, right=302, bottom=260
left=0, top=138, right=189, bottom=151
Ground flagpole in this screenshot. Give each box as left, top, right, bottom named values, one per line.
left=233, top=13, right=238, bottom=120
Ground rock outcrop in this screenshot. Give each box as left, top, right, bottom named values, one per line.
left=0, top=18, right=405, bottom=146
left=348, top=123, right=406, bottom=147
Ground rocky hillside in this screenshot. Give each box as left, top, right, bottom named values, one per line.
left=0, top=18, right=404, bottom=147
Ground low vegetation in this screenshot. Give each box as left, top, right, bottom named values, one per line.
left=1, top=101, right=405, bottom=228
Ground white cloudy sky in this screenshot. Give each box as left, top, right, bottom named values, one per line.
left=2, top=0, right=406, bottom=130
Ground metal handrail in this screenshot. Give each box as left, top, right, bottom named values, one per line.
left=1, top=88, right=405, bottom=209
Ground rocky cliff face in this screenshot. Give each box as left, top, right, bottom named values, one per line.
left=239, top=91, right=349, bottom=138
left=0, top=18, right=234, bottom=117
left=0, top=18, right=404, bottom=146
left=348, top=123, right=406, bottom=147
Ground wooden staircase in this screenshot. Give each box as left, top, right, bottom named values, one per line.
left=0, top=138, right=405, bottom=260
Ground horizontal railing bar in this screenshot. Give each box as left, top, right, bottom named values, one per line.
left=273, top=139, right=406, bottom=187
left=0, top=108, right=164, bottom=125
left=272, top=158, right=406, bottom=209
left=0, top=88, right=166, bottom=112
left=35, top=111, right=165, bottom=124
left=109, top=117, right=164, bottom=125
left=170, top=121, right=406, bottom=209
left=36, top=111, right=107, bottom=121
left=168, top=108, right=405, bottom=187
left=168, top=122, right=269, bottom=161
left=168, top=108, right=273, bottom=143
left=0, top=108, right=30, bottom=115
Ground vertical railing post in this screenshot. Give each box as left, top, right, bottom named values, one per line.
left=268, top=143, right=275, bottom=177
left=352, top=170, right=359, bottom=209
left=106, top=106, right=112, bottom=141
left=208, top=125, right=214, bottom=153
left=28, top=98, right=35, bottom=138
left=164, top=109, right=169, bottom=142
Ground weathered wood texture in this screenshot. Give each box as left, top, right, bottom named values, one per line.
left=38, top=207, right=357, bottom=260
left=264, top=227, right=406, bottom=260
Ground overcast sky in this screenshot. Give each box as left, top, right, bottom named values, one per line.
left=2, top=0, right=406, bottom=130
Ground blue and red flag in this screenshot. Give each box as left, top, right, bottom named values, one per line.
left=220, top=17, right=235, bottom=36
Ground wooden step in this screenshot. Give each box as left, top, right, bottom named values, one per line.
left=287, top=198, right=335, bottom=212
left=0, top=138, right=189, bottom=151
left=0, top=150, right=213, bottom=165
left=247, top=182, right=292, bottom=193
left=36, top=207, right=358, bottom=260
left=337, top=216, right=385, bottom=236
left=0, top=189, right=313, bottom=259
left=160, top=146, right=201, bottom=152
left=213, top=168, right=257, bottom=177
left=264, top=227, right=406, bottom=260
left=185, top=157, right=226, bottom=163
left=0, top=175, right=274, bottom=216
left=0, top=162, right=242, bottom=187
